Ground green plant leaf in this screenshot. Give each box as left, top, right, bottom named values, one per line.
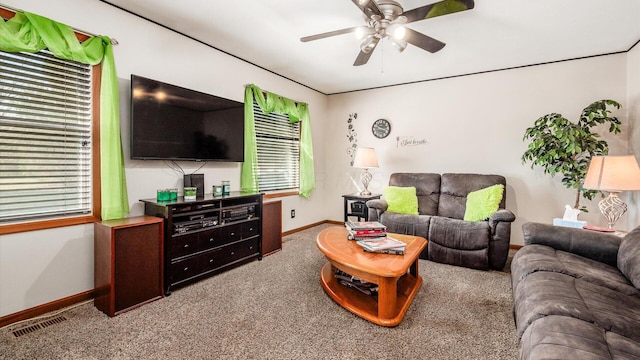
left=521, top=99, right=622, bottom=209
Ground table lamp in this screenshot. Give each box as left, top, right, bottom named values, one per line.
left=583, top=155, right=640, bottom=229
left=352, top=147, right=379, bottom=195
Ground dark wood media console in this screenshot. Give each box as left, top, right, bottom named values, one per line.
left=141, top=192, right=263, bottom=295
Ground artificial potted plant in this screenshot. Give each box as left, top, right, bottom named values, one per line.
left=521, top=99, right=622, bottom=212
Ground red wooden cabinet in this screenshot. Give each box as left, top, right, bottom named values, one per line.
left=94, top=216, right=164, bottom=317
left=262, top=200, right=282, bottom=256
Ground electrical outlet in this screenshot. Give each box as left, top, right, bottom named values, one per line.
left=291, top=209, right=295, bottom=218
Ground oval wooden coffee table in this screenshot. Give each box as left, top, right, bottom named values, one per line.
left=316, top=226, right=427, bottom=327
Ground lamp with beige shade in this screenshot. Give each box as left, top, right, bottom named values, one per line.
left=352, top=147, right=379, bottom=195
left=583, top=155, right=640, bottom=229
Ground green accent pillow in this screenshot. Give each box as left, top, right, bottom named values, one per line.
left=463, top=184, right=504, bottom=222
left=383, top=186, right=419, bottom=215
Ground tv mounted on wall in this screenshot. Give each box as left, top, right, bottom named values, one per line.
left=130, top=75, right=245, bottom=162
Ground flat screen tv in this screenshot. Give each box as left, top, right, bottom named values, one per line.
left=130, top=74, right=244, bottom=162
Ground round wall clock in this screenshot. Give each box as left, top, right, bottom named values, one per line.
left=372, top=118, right=391, bottom=139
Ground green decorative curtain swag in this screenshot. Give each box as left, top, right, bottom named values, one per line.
left=0, top=11, right=129, bottom=220
left=242, top=84, right=315, bottom=198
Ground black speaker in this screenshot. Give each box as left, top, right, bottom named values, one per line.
left=184, top=174, right=204, bottom=198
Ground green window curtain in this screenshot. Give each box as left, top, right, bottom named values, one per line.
left=0, top=11, right=129, bottom=220
left=241, top=84, right=316, bottom=198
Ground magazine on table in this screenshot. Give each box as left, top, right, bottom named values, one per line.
left=334, top=269, right=379, bottom=295
left=338, top=280, right=378, bottom=296
left=345, top=220, right=387, bottom=232
left=346, top=227, right=387, bottom=236
left=347, top=231, right=387, bottom=241
left=357, top=236, right=406, bottom=251
left=362, top=247, right=405, bottom=255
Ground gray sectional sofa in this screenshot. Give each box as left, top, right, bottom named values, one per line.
left=511, top=222, right=640, bottom=359
left=366, top=173, right=515, bottom=270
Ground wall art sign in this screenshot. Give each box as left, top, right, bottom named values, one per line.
left=396, top=136, right=428, bottom=148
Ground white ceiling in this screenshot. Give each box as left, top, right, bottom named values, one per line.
left=102, top=0, right=640, bottom=95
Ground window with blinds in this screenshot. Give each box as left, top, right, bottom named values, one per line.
left=253, top=101, right=300, bottom=192
left=0, top=50, right=93, bottom=224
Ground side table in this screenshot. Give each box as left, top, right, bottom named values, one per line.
left=342, top=193, right=381, bottom=222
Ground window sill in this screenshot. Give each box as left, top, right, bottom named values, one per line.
left=263, top=190, right=299, bottom=199
left=0, top=215, right=100, bottom=235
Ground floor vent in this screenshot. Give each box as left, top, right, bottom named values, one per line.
left=12, top=315, right=68, bottom=338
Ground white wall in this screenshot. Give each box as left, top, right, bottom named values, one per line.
left=326, top=54, right=634, bottom=245
left=627, top=44, right=640, bottom=228
left=0, top=0, right=329, bottom=317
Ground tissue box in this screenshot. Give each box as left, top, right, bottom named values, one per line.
left=553, top=218, right=587, bottom=229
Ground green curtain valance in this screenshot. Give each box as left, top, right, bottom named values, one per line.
left=241, top=84, right=316, bottom=198
left=0, top=11, right=129, bottom=220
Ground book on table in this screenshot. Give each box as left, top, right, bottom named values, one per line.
left=347, top=231, right=387, bottom=241
left=362, top=246, right=405, bottom=255
left=345, top=221, right=386, bottom=232
left=357, top=236, right=406, bottom=252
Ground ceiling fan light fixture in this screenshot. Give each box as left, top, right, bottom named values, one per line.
left=392, top=25, right=406, bottom=40
left=360, top=36, right=379, bottom=53
left=355, top=26, right=373, bottom=40
left=391, top=38, right=408, bottom=52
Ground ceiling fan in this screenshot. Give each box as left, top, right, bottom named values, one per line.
left=300, top=0, right=475, bottom=66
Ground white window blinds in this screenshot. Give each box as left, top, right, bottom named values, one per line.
left=0, top=50, right=93, bottom=223
left=253, top=101, right=300, bottom=192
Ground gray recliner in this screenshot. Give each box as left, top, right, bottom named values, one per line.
left=366, top=173, right=515, bottom=270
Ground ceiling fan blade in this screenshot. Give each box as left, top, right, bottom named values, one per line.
left=353, top=49, right=374, bottom=66
left=402, top=0, right=474, bottom=24
left=350, top=0, right=383, bottom=20
left=404, top=28, right=446, bottom=53
left=300, top=27, right=360, bottom=42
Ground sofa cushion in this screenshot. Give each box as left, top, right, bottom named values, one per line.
left=618, top=226, right=640, bottom=289
left=514, top=271, right=595, bottom=339
left=463, top=184, right=504, bottom=222
left=428, top=217, right=490, bottom=270
left=379, top=212, right=430, bottom=239
left=514, top=271, right=640, bottom=343
left=383, top=186, right=419, bottom=215
left=520, top=315, right=640, bottom=360
left=511, top=245, right=639, bottom=296
left=389, top=173, right=440, bottom=215
left=438, top=173, right=506, bottom=219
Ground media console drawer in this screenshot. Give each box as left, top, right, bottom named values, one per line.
left=170, top=233, right=199, bottom=259
left=220, top=238, right=260, bottom=264
left=242, top=220, right=259, bottom=238
left=169, top=256, right=201, bottom=284
left=199, top=227, right=224, bottom=250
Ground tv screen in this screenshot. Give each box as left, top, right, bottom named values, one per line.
left=130, top=75, right=244, bottom=162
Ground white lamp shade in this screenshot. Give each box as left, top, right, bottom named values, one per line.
left=353, top=147, right=379, bottom=168
left=583, top=155, right=640, bottom=191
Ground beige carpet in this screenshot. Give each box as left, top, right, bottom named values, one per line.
left=0, top=224, right=518, bottom=359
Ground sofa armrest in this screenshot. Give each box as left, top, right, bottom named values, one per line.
left=366, top=199, right=387, bottom=211
left=366, top=199, right=387, bottom=222
left=489, top=209, right=516, bottom=225
left=522, top=222, right=622, bottom=267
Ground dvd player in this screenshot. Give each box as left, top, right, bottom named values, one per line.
left=173, top=216, right=219, bottom=234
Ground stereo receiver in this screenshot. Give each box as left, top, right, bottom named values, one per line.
left=221, top=205, right=255, bottom=224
